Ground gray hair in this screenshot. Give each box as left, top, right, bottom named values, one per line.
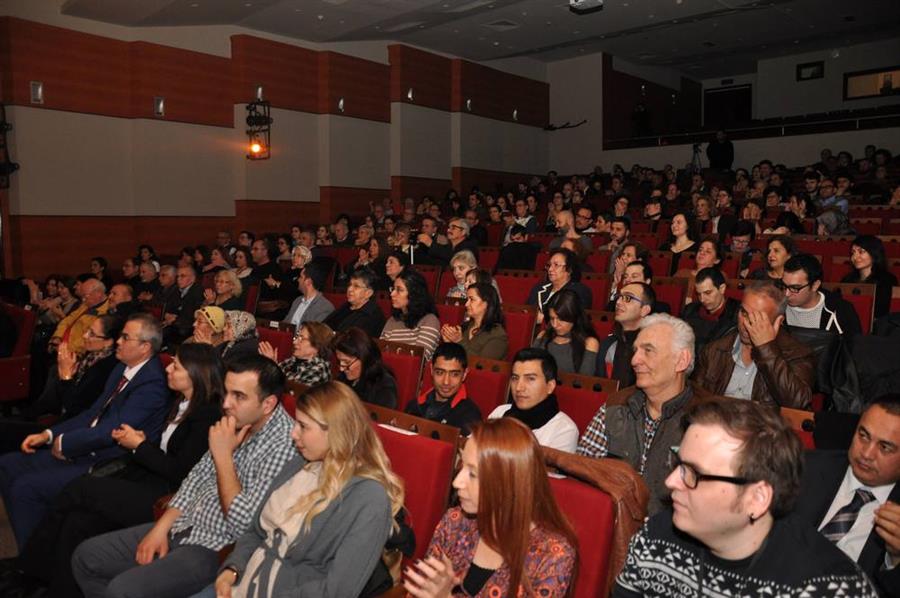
left=450, top=218, right=470, bottom=236
left=450, top=249, right=477, bottom=270
left=746, top=279, right=788, bottom=315
left=159, top=265, right=176, bottom=277
left=217, top=269, right=243, bottom=298
left=128, top=312, right=163, bottom=353
left=638, top=313, right=696, bottom=375
left=83, top=277, right=106, bottom=295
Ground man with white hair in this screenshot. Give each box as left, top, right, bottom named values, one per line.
left=427, top=217, right=479, bottom=265
left=577, top=313, right=714, bottom=514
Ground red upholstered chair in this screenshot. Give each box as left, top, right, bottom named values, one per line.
left=435, top=271, right=456, bottom=301
left=334, top=246, right=358, bottom=268
left=586, top=310, right=615, bottom=340
left=256, top=321, right=294, bottom=362
left=495, top=270, right=543, bottom=305
left=549, top=476, right=617, bottom=598
left=630, top=232, right=659, bottom=250
left=144, top=304, right=163, bottom=320
left=651, top=276, right=688, bottom=316
left=586, top=250, right=611, bottom=273
left=323, top=292, right=346, bottom=309
left=284, top=380, right=309, bottom=415
left=486, top=223, right=504, bottom=247
left=415, top=265, right=440, bottom=296
left=478, top=247, right=500, bottom=272
left=531, top=233, right=555, bottom=250
left=0, top=302, right=36, bottom=403
left=720, top=252, right=741, bottom=278
left=201, top=272, right=217, bottom=291
left=646, top=251, right=672, bottom=279
left=581, top=273, right=612, bottom=310
left=556, top=373, right=616, bottom=435
left=376, top=340, right=425, bottom=408
left=892, top=287, right=900, bottom=314
left=724, top=278, right=750, bottom=302
left=158, top=353, right=174, bottom=369
left=826, top=256, right=854, bottom=283
left=374, top=424, right=455, bottom=560
left=501, top=304, right=537, bottom=360
left=376, top=291, right=393, bottom=319
left=243, top=284, right=260, bottom=314
left=535, top=251, right=549, bottom=272
left=850, top=218, right=883, bottom=235
left=421, top=356, right=510, bottom=418
left=436, top=303, right=465, bottom=327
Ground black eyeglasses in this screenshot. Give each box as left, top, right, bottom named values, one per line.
left=774, top=280, right=812, bottom=294
left=668, top=447, right=752, bottom=489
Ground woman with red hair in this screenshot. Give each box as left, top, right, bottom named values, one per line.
left=404, top=418, right=577, bottom=597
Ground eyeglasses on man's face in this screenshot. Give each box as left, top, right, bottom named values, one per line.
left=775, top=280, right=812, bottom=294
left=667, top=447, right=751, bottom=490
left=615, top=293, right=645, bottom=306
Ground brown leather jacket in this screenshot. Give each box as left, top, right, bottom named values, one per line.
left=693, top=329, right=815, bottom=409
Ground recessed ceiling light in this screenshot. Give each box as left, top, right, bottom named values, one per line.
left=317, top=14, right=324, bottom=20
left=573, top=30, right=580, bottom=34
left=493, top=41, right=500, bottom=46
left=190, top=2, right=199, bottom=7
left=339, top=20, right=344, bottom=24
left=244, top=2, right=252, bottom=6
left=648, top=14, right=654, bottom=18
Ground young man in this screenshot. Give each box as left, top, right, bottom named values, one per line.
left=782, top=253, right=862, bottom=336
left=71, top=355, right=296, bottom=598
left=681, top=267, right=740, bottom=351
left=600, top=282, right=655, bottom=387
left=614, top=398, right=878, bottom=597
left=405, top=343, right=482, bottom=435
left=488, top=348, right=577, bottom=453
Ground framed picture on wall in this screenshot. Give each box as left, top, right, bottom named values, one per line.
left=796, top=61, right=825, bottom=81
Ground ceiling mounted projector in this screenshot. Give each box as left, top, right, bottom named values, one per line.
left=570, top=0, right=603, bottom=15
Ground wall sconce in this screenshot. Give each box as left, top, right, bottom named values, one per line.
left=246, top=99, right=272, bottom=160
left=465, top=98, right=472, bottom=112
left=153, top=96, right=165, bottom=117
left=30, top=81, right=43, bottom=104
left=512, top=109, right=518, bottom=122
left=337, top=97, right=345, bottom=113
left=406, top=87, right=414, bottom=102
left=255, top=84, right=264, bottom=101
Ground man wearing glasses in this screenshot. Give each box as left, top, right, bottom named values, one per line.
left=0, top=313, right=169, bottom=549
left=614, top=398, right=878, bottom=597
left=599, top=282, right=655, bottom=387
left=428, top=217, right=480, bottom=266
left=323, top=268, right=385, bottom=338
left=782, top=254, right=862, bottom=336
left=693, top=279, right=815, bottom=409
left=579, top=313, right=711, bottom=514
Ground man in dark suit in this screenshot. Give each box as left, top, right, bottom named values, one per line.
left=791, top=394, right=900, bottom=597
left=162, top=265, right=204, bottom=347
left=495, top=224, right=539, bottom=272
left=282, top=259, right=335, bottom=327
left=0, top=313, right=169, bottom=548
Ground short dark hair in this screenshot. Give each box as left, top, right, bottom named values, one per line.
left=623, top=281, right=656, bottom=307
left=91, top=256, right=107, bottom=270
left=239, top=230, right=256, bottom=243
left=512, top=347, right=558, bottom=383
left=510, top=224, right=527, bottom=237
left=226, top=354, right=286, bottom=402
left=626, top=259, right=653, bottom=281
left=695, top=266, right=725, bottom=288
left=302, top=258, right=330, bottom=292
left=432, top=342, right=468, bottom=369
left=394, top=269, right=437, bottom=328
left=869, top=394, right=900, bottom=417
left=731, top=220, right=755, bottom=239
left=783, top=253, right=823, bottom=284
left=349, top=267, right=380, bottom=292
left=682, top=398, right=803, bottom=518
left=611, top=215, right=631, bottom=230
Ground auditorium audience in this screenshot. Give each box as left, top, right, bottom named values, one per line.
left=381, top=269, right=441, bottom=360
left=132, top=262, right=160, bottom=301
left=658, top=211, right=697, bottom=274
left=220, top=310, right=260, bottom=361
left=71, top=354, right=295, bottom=598
left=749, top=234, right=797, bottom=281
left=613, top=399, right=878, bottom=597
left=445, top=250, right=478, bottom=299
left=3, top=343, right=223, bottom=597
left=202, top=269, right=242, bottom=311
left=0, top=314, right=169, bottom=548
left=282, top=259, right=335, bottom=327
left=405, top=342, right=483, bottom=435
left=259, top=321, right=333, bottom=386
left=782, top=253, right=862, bottom=335
left=405, top=418, right=576, bottom=598
left=495, top=224, right=540, bottom=271
left=232, top=247, right=254, bottom=280
left=601, top=282, right=654, bottom=385
left=841, top=234, right=898, bottom=320
left=681, top=267, right=740, bottom=352
left=533, top=289, right=599, bottom=376
left=89, top=257, right=114, bottom=290
left=50, top=277, right=109, bottom=355
left=527, top=248, right=593, bottom=323
left=162, top=265, right=205, bottom=347
left=487, top=348, right=578, bottom=453
left=441, top=282, right=508, bottom=360
left=694, top=279, right=815, bottom=409
left=186, top=305, right=226, bottom=347
left=384, top=251, right=409, bottom=284
left=323, top=267, right=386, bottom=338
left=333, top=327, right=398, bottom=409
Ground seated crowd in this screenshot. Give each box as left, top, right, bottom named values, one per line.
left=0, top=143, right=899, bottom=597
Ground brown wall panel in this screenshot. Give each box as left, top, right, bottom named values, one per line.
left=230, top=35, right=319, bottom=112
left=319, top=186, right=389, bottom=222
left=130, top=42, right=232, bottom=127
left=390, top=175, right=451, bottom=201
left=388, top=44, right=451, bottom=111
left=1, top=17, right=132, bottom=118
left=451, top=59, right=549, bottom=128
left=318, top=52, right=390, bottom=122
left=234, top=199, right=320, bottom=236
left=452, top=167, right=535, bottom=196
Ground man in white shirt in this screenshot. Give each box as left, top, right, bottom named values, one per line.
left=791, top=395, right=900, bottom=597
left=487, top=348, right=577, bottom=453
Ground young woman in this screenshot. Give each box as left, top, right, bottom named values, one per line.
left=90, top=257, right=114, bottom=290
left=233, top=247, right=254, bottom=280
left=658, top=211, right=697, bottom=274
left=385, top=251, right=409, bottom=284
left=202, top=270, right=243, bottom=311
left=315, top=225, right=333, bottom=246
left=333, top=327, right=398, bottom=409
left=404, top=418, right=577, bottom=598
left=446, top=251, right=478, bottom=299
left=381, top=269, right=441, bottom=360
left=204, top=247, right=232, bottom=273
left=841, top=234, right=898, bottom=319
left=193, top=245, right=212, bottom=271
left=532, top=289, right=600, bottom=376
left=8, top=343, right=223, bottom=597
left=212, top=381, right=405, bottom=597
left=749, top=235, right=796, bottom=281
left=275, top=234, right=293, bottom=267
left=441, top=282, right=508, bottom=360
left=259, top=321, right=334, bottom=386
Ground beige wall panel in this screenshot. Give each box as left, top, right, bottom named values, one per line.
left=318, top=115, right=390, bottom=189
left=390, top=103, right=451, bottom=179
left=548, top=53, right=604, bottom=174
left=452, top=113, right=547, bottom=175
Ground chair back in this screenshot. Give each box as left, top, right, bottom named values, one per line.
left=243, top=284, right=260, bottom=314
left=781, top=407, right=816, bottom=450
left=256, top=321, right=294, bottom=363
left=495, top=270, right=543, bottom=305
left=414, top=265, right=441, bottom=296
left=1, top=302, right=35, bottom=358
left=436, top=303, right=465, bottom=326
left=479, top=247, right=500, bottom=272
left=581, top=273, right=612, bottom=310
left=651, top=276, right=688, bottom=316
left=365, top=402, right=461, bottom=446
left=586, top=310, right=615, bottom=339
left=501, top=304, right=537, bottom=360
left=377, top=340, right=425, bottom=408
left=374, top=424, right=455, bottom=560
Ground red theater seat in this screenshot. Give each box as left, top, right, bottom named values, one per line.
left=436, top=303, right=465, bottom=327
left=651, top=276, right=688, bottom=316
left=374, top=424, right=455, bottom=560
left=586, top=310, right=615, bottom=340
left=495, top=270, right=543, bottom=305
left=414, top=265, right=441, bottom=296
left=256, top=322, right=294, bottom=362
left=581, top=273, right=612, bottom=310
left=0, top=302, right=36, bottom=403
left=377, top=340, right=425, bottom=408
left=502, top=304, right=537, bottom=360
left=243, top=284, right=260, bottom=314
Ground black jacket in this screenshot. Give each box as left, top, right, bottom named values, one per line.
left=496, top=241, right=540, bottom=272
left=429, top=236, right=480, bottom=266
left=842, top=269, right=898, bottom=321
left=405, top=387, right=482, bottom=435
left=23, top=353, right=120, bottom=421
left=325, top=298, right=386, bottom=339
left=681, top=297, right=740, bottom=352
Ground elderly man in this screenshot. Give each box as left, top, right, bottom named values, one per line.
left=50, top=278, right=109, bottom=355
left=132, top=263, right=159, bottom=303
left=791, top=394, right=900, bottom=597
left=162, top=266, right=204, bottom=347
left=488, top=348, right=578, bottom=453
left=152, top=265, right=180, bottom=316
left=323, top=268, right=385, bottom=338
left=425, top=217, right=480, bottom=266
left=107, top=283, right=138, bottom=318
left=580, top=313, right=711, bottom=514
left=613, top=399, right=878, bottom=597
left=0, top=314, right=168, bottom=548
left=693, top=279, right=816, bottom=409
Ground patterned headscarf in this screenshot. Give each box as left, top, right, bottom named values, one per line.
left=225, top=310, right=258, bottom=342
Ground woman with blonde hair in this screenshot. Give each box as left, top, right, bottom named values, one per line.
left=405, top=418, right=577, bottom=597
left=213, top=380, right=405, bottom=597
left=446, top=250, right=478, bottom=299
left=203, top=270, right=243, bottom=311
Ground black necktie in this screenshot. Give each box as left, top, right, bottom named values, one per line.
left=820, top=488, right=876, bottom=543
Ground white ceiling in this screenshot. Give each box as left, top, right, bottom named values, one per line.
left=60, top=0, right=900, bottom=79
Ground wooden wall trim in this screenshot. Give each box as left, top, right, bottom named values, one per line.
left=388, top=44, right=452, bottom=112
left=231, top=34, right=319, bottom=112
left=234, top=199, right=320, bottom=236
left=318, top=52, right=390, bottom=122
left=451, top=167, right=536, bottom=196
left=451, top=59, right=549, bottom=128
left=390, top=175, right=452, bottom=201
left=319, top=186, right=390, bottom=222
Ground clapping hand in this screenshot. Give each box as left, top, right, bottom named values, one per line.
left=112, top=423, right=146, bottom=450
left=258, top=340, right=278, bottom=361
left=440, top=325, right=462, bottom=343
left=203, top=288, right=217, bottom=304
left=403, top=552, right=459, bottom=598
